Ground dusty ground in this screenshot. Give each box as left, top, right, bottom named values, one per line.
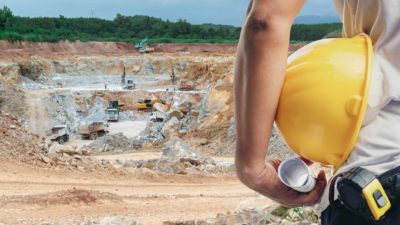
left=91, top=152, right=233, bottom=163
left=0, top=160, right=255, bottom=225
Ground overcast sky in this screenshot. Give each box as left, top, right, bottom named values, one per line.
left=1, top=0, right=338, bottom=26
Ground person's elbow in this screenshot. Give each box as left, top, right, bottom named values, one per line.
left=234, top=150, right=266, bottom=190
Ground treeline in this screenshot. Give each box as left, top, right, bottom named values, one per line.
left=291, top=23, right=342, bottom=41
left=0, top=6, right=342, bottom=44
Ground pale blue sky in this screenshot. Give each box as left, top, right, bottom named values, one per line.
left=1, top=0, right=338, bottom=26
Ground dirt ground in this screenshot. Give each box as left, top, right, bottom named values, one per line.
left=108, top=121, right=147, bottom=138
left=91, top=152, right=233, bottom=163
left=0, top=160, right=255, bottom=225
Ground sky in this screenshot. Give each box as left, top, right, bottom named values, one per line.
left=1, top=0, right=338, bottom=26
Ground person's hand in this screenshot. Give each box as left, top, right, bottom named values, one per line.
left=240, top=159, right=327, bottom=208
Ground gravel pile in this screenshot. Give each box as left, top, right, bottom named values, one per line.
left=87, top=133, right=133, bottom=153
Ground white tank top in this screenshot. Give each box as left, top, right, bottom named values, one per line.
left=321, top=0, right=400, bottom=210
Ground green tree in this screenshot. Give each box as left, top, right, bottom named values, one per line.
left=0, top=9, right=341, bottom=44
left=0, top=6, right=13, bottom=29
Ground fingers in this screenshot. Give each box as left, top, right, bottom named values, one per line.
left=267, top=158, right=282, bottom=170
left=296, top=170, right=327, bottom=206
left=279, top=170, right=327, bottom=207
left=255, top=160, right=327, bottom=208
left=300, top=157, right=313, bottom=166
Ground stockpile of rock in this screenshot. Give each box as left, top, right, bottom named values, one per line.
left=101, top=137, right=235, bottom=175
left=154, top=136, right=214, bottom=174
left=40, top=142, right=102, bottom=170
left=153, top=137, right=234, bottom=175
left=86, top=133, right=133, bottom=153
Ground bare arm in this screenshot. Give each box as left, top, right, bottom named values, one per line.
left=234, top=0, right=326, bottom=207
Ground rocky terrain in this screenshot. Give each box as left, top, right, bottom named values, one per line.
left=0, top=41, right=319, bottom=225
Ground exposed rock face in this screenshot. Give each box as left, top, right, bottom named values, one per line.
left=161, top=116, right=180, bottom=138
left=0, top=53, right=241, bottom=156
left=1, top=55, right=232, bottom=80
left=24, top=56, right=53, bottom=80
left=136, top=121, right=165, bottom=144
left=0, top=62, right=21, bottom=82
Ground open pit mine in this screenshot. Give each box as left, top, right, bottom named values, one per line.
left=0, top=41, right=324, bottom=225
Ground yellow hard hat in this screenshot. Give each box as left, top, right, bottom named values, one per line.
left=275, top=34, right=373, bottom=169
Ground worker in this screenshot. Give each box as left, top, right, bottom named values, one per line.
left=170, top=65, right=176, bottom=87
left=234, top=1, right=400, bottom=225
left=121, top=66, right=126, bottom=86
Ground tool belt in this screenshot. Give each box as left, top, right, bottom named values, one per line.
left=330, top=166, right=400, bottom=223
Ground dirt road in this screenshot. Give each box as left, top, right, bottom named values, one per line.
left=109, top=121, right=147, bottom=138
left=0, top=160, right=256, bottom=225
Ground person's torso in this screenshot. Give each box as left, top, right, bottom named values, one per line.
left=334, top=0, right=400, bottom=106
left=321, top=0, right=400, bottom=210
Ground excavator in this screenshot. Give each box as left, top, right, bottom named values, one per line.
left=134, top=98, right=171, bottom=111
left=135, top=38, right=154, bottom=54
left=135, top=38, right=148, bottom=49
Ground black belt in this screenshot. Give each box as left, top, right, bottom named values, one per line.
left=378, top=166, right=400, bottom=203
left=329, top=166, right=400, bottom=223
left=330, top=166, right=400, bottom=205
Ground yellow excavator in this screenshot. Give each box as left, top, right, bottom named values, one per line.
left=134, top=98, right=171, bottom=111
